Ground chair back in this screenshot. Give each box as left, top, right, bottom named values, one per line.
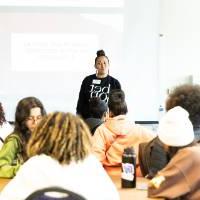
left=25, top=187, right=86, bottom=200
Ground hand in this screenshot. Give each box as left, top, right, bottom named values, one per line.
left=149, top=175, right=165, bottom=189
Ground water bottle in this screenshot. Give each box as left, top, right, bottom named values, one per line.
left=121, top=147, right=136, bottom=188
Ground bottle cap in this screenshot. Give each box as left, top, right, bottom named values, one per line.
left=123, top=147, right=134, bottom=154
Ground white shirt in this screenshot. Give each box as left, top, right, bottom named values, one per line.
left=0, top=122, right=13, bottom=150
left=0, top=154, right=119, bottom=200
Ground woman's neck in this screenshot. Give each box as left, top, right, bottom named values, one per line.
left=96, top=73, right=108, bottom=78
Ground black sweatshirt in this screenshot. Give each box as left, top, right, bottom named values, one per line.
left=76, top=74, right=121, bottom=119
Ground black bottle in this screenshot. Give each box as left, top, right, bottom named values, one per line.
left=121, top=147, right=136, bottom=188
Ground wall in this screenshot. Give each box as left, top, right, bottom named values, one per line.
left=0, top=0, right=160, bottom=121
left=158, top=0, right=200, bottom=105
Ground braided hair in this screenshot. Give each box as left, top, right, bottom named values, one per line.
left=27, top=112, right=92, bottom=164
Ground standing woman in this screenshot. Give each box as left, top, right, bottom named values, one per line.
left=76, top=49, right=121, bottom=119
left=0, top=97, right=46, bottom=178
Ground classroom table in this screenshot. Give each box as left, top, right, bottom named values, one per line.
left=0, top=178, right=10, bottom=191
left=105, top=166, right=163, bottom=200
left=0, top=168, right=163, bottom=199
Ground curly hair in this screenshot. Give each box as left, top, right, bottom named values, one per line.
left=27, top=112, right=92, bottom=164
left=0, top=103, right=6, bottom=126
left=166, top=84, right=200, bottom=128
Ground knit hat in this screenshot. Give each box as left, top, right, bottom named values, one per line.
left=158, top=106, right=194, bottom=147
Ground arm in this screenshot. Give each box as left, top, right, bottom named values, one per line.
left=148, top=154, right=190, bottom=199
left=0, top=138, right=21, bottom=178
left=92, top=127, right=107, bottom=163
left=113, top=79, right=121, bottom=90
left=116, top=79, right=121, bottom=89
left=0, top=158, right=38, bottom=200
left=76, top=78, right=87, bottom=117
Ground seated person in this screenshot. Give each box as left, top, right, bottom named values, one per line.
left=0, top=97, right=46, bottom=178
left=0, top=102, right=13, bottom=149
left=85, top=97, right=108, bottom=135
left=92, top=89, right=156, bottom=166
left=148, top=106, right=200, bottom=200
left=139, top=84, right=200, bottom=178
left=0, top=112, right=119, bottom=200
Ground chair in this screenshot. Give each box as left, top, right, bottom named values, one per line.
left=25, top=187, right=86, bottom=200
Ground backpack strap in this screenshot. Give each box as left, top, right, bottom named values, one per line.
left=25, top=187, right=86, bottom=200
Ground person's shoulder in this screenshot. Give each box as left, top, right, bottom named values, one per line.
left=84, top=74, right=96, bottom=80
left=5, top=132, right=22, bottom=145
left=167, top=146, right=200, bottom=168
left=108, top=75, right=121, bottom=85
left=93, top=122, right=107, bottom=136
left=180, top=145, right=200, bottom=157
left=27, top=154, right=55, bottom=166
left=81, top=74, right=96, bottom=83
left=108, top=75, right=118, bottom=81
left=16, top=155, right=55, bottom=180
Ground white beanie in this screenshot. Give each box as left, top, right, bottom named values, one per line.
left=158, top=106, right=194, bottom=147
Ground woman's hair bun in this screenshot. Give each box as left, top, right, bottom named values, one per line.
left=96, top=49, right=106, bottom=57
left=108, top=89, right=128, bottom=116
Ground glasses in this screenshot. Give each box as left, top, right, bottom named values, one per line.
left=26, top=115, right=42, bottom=122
